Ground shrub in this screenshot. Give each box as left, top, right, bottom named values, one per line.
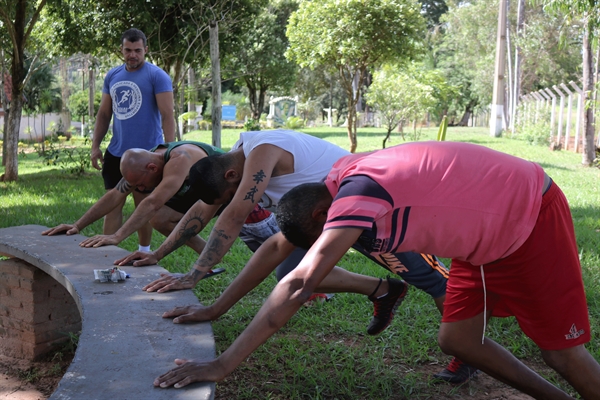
left=244, top=118, right=261, bottom=131
left=283, top=116, right=304, bottom=130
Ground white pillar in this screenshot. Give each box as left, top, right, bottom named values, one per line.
left=560, top=83, right=574, bottom=150
left=569, top=81, right=583, bottom=153
left=553, top=85, right=566, bottom=147
left=490, top=0, right=507, bottom=137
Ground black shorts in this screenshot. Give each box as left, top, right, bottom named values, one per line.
left=101, top=150, right=122, bottom=190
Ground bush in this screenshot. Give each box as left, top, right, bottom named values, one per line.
left=514, top=106, right=551, bottom=146
left=283, top=116, right=304, bottom=130
left=244, top=118, right=261, bottom=131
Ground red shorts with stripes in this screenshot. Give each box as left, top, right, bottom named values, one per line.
left=442, top=182, right=591, bottom=350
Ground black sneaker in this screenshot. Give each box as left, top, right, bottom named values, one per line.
left=367, top=277, right=408, bottom=335
left=433, top=357, right=479, bottom=384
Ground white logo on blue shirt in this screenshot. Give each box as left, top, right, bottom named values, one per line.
left=110, top=81, right=143, bottom=120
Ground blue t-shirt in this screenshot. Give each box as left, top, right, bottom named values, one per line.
left=103, top=62, right=173, bottom=157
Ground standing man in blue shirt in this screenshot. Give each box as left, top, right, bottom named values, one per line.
left=91, top=28, right=175, bottom=253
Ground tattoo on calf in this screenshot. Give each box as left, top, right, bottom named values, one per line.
left=116, top=179, right=133, bottom=194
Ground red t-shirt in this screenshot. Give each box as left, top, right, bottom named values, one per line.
left=324, top=141, right=544, bottom=266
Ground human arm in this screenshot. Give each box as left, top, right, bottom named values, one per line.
left=91, top=93, right=113, bottom=170
left=156, top=91, right=175, bottom=143
left=80, top=151, right=194, bottom=248
left=144, top=145, right=284, bottom=292
left=42, top=179, right=132, bottom=236
left=154, top=227, right=363, bottom=387
left=114, top=200, right=219, bottom=267
left=162, top=232, right=296, bottom=323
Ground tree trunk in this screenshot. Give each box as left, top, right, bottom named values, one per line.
left=210, top=21, right=221, bottom=149
left=581, top=17, right=595, bottom=165
left=246, top=80, right=259, bottom=120
left=188, top=67, right=196, bottom=115
left=3, top=94, right=24, bottom=182
left=3, top=0, right=28, bottom=182
left=88, top=63, right=94, bottom=121
left=457, top=109, right=472, bottom=126
left=171, top=60, right=184, bottom=141
left=257, top=85, right=268, bottom=121
left=1, top=49, right=7, bottom=166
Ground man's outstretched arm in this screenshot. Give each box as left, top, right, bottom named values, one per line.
left=153, top=227, right=363, bottom=388
left=162, top=232, right=296, bottom=323
left=80, top=153, right=196, bottom=248
left=42, top=179, right=132, bottom=236
left=115, top=200, right=220, bottom=267
left=143, top=145, right=283, bottom=293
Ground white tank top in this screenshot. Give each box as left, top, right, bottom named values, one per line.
left=232, top=130, right=350, bottom=212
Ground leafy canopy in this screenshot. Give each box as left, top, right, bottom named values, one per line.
left=286, top=0, right=425, bottom=71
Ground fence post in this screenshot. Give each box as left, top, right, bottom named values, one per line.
left=560, top=83, right=574, bottom=151
left=569, top=81, right=583, bottom=153
left=532, top=92, right=543, bottom=123
left=543, top=89, right=556, bottom=143
left=553, top=85, right=566, bottom=148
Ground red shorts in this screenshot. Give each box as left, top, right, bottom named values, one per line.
left=442, top=182, right=591, bottom=350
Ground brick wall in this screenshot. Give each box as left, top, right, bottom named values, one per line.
left=0, top=257, right=81, bottom=360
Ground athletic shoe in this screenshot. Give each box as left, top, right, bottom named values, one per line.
left=202, top=268, right=226, bottom=279
left=367, top=277, right=408, bottom=335
left=433, top=357, right=479, bottom=384
left=304, top=293, right=334, bottom=307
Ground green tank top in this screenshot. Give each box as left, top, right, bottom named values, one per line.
left=150, top=140, right=224, bottom=161
left=150, top=141, right=224, bottom=200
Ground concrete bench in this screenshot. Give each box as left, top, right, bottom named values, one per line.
left=0, top=225, right=215, bottom=400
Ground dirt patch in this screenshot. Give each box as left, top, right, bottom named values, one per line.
left=0, top=349, right=74, bottom=400
left=1, top=352, right=564, bottom=399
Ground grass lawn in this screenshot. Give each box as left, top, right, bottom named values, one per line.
left=1, top=126, right=599, bottom=399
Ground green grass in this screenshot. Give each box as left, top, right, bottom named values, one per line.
left=1, top=126, right=599, bottom=399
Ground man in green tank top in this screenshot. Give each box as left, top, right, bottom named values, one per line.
left=43, top=141, right=223, bottom=258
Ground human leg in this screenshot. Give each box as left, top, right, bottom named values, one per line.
left=103, top=195, right=125, bottom=234
left=132, top=190, right=153, bottom=248
left=438, top=316, right=574, bottom=399
left=541, top=346, right=600, bottom=400
left=101, top=150, right=125, bottom=235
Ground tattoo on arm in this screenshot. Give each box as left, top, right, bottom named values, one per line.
left=159, top=214, right=206, bottom=257
left=252, top=170, right=266, bottom=183
left=243, top=169, right=267, bottom=203
left=188, top=269, right=204, bottom=284
left=244, top=186, right=259, bottom=203
left=115, top=179, right=133, bottom=194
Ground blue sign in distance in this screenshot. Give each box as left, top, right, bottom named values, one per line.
left=222, top=105, right=237, bottom=121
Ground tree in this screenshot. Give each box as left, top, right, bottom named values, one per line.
left=0, top=0, right=49, bottom=181
left=419, top=0, right=448, bottom=28
left=45, top=0, right=262, bottom=141
left=286, top=0, right=426, bottom=152
left=292, top=65, right=348, bottom=126
left=225, top=0, right=298, bottom=120
left=533, top=0, right=600, bottom=166
left=365, top=64, right=437, bottom=148
left=435, top=1, right=499, bottom=125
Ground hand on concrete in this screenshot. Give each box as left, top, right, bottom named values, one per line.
left=42, top=224, right=80, bottom=236
left=91, top=148, right=104, bottom=170
left=142, top=273, right=195, bottom=293
left=79, top=234, right=120, bottom=248
left=154, top=358, right=226, bottom=388
left=114, top=251, right=158, bottom=267
left=162, top=305, right=217, bottom=323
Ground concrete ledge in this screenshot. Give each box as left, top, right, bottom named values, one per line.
left=0, top=225, right=215, bottom=400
